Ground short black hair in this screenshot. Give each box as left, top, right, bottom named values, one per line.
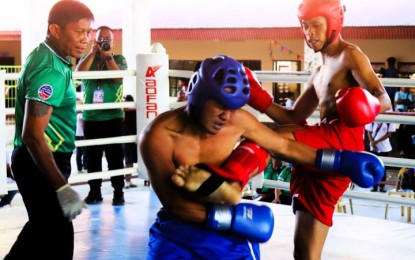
left=96, top=26, right=113, bottom=33
left=387, top=56, right=396, bottom=64
left=124, top=95, right=134, bottom=102
left=48, top=0, right=94, bottom=27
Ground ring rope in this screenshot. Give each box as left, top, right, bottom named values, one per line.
left=2, top=69, right=415, bottom=207
left=263, top=180, right=415, bottom=206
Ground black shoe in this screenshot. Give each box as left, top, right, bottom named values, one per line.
left=125, top=182, right=138, bottom=189
left=370, top=188, right=378, bottom=192
left=379, top=188, right=387, bottom=193
left=84, top=193, right=103, bottom=204
left=112, top=192, right=125, bottom=206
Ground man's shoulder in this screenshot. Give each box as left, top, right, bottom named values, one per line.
left=340, top=42, right=364, bottom=58
left=148, top=108, right=185, bottom=129
left=113, top=54, right=127, bottom=69
left=230, top=108, right=258, bottom=125
left=113, top=54, right=126, bottom=62
left=141, top=109, right=190, bottom=144
left=113, top=54, right=125, bottom=58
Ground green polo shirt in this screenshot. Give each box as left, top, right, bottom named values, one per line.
left=14, top=40, right=76, bottom=153
left=82, top=54, right=127, bottom=121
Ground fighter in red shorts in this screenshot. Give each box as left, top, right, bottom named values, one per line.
left=245, top=0, right=392, bottom=258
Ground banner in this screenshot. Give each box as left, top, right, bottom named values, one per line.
left=268, top=40, right=304, bottom=61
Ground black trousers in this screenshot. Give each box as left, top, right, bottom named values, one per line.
left=84, top=118, right=125, bottom=193
left=372, top=151, right=389, bottom=189
left=5, top=147, right=74, bottom=260
left=76, top=135, right=87, bottom=171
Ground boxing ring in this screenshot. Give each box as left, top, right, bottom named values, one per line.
left=2, top=59, right=415, bottom=259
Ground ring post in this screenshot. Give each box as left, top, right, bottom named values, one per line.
left=135, top=43, right=169, bottom=181
left=0, top=70, right=7, bottom=195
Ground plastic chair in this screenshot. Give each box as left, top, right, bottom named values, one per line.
left=384, top=168, right=413, bottom=222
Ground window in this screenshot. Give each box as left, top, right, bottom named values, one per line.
left=272, top=60, right=302, bottom=106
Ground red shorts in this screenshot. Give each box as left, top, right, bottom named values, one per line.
left=292, top=119, right=364, bottom=226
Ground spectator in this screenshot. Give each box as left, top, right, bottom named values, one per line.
left=256, top=158, right=281, bottom=202
left=285, top=92, right=295, bottom=107
left=383, top=57, right=400, bottom=110
left=394, top=86, right=414, bottom=112
left=75, top=110, right=87, bottom=173
left=177, top=78, right=188, bottom=93
left=365, top=118, right=396, bottom=192
left=122, top=94, right=138, bottom=189
left=397, top=123, right=415, bottom=159
left=274, top=162, right=292, bottom=205
left=76, top=25, right=128, bottom=206
left=5, top=1, right=93, bottom=259
left=176, top=89, right=187, bottom=102
left=0, top=153, right=18, bottom=208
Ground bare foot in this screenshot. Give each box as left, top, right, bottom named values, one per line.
left=171, top=165, right=212, bottom=191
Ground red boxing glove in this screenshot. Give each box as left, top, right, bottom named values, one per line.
left=198, top=140, right=269, bottom=188
left=335, top=87, right=380, bottom=127
left=245, top=67, right=273, bottom=113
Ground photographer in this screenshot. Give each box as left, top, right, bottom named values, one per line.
left=76, top=25, right=128, bottom=206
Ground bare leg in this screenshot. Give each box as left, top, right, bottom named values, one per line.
left=293, top=209, right=329, bottom=260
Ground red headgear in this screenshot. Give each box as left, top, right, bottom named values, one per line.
left=298, top=0, right=345, bottom=47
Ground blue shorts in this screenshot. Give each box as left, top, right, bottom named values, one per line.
left=146, top=209, right=260, bottom=260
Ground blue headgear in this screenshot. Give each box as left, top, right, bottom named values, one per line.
left=186, top=55, right=250, bottom=119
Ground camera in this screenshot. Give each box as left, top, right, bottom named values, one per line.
left=99, top=40, right=111, bottom=51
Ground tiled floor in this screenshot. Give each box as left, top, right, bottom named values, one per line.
left=1, top=177, right=415, bottom=259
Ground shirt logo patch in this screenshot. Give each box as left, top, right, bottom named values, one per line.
left=38, top=85, right=53, bottom=99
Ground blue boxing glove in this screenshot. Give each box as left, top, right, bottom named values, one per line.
left=316, top=149, right=385, bottom=188
left=206, top=203, right=274, bottom=243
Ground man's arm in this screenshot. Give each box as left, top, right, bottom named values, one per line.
left=174, top=110, right=385, bottom=194
left=265, top=85, right=319, bottom=124
left=107, top=55, right=126, bottom=84
left=22, top=100, right=84, bottom=220
left=366, top=130, right=376, bottom=150
left=245, top=67, right=319, bottom=124
left=346, top=46, right=392, bottom=113
left=75, top=42, right=98, bottom=72
left=22, top=100, right=67, bottom=189
left=76, top=42, right=124, bottom=84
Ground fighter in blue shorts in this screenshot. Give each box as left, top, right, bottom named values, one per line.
left=139, top=55, right=384, bottom=259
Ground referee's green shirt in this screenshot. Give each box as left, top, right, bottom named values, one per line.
left=14, top=40, right=76, bottom=153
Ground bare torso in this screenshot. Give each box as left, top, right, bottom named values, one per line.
left=140, top=107, right=245, bottom=222
left=311, top=41, right=360, bottom=120
left=168, top=109, right=242, bottom=167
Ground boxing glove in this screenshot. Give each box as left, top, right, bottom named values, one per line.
left=245, top=67, right=273, bottom=113
left=56, top=184, right=85, bottom=221
left=206, top=202, right=274, bottom=243
left=196, top=140, right=269, bottom=195
left=335, top=87, right=380, bottom=127
left=315, top=149, right=385, bottom=188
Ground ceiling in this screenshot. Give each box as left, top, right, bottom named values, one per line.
left=1, top=0, right=415, bottom=32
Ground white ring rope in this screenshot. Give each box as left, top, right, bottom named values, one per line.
left=75, top=135, right=136, bottom=147
left=263, top=180, right=415, bottom=206
left=72, top=70, right=136, bottom=80
left=252, top=71, right=415, bottom=88
left=5, top=167, right=139, bottom=190
left=2, top=69, right=415, bottom=208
